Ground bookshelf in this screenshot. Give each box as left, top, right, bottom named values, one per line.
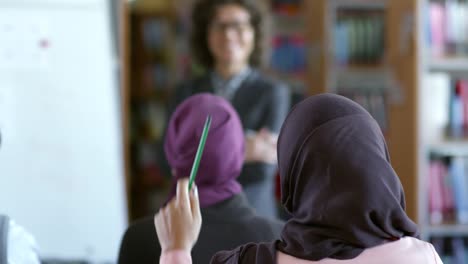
left=125, top=1, right=180, bottom=221
left=420, top=0, right=468, bottom=260
left=304, top=0, right=419, bottom=222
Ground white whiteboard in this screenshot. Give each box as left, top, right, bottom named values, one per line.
left=0, top=0, right=127, bottom=261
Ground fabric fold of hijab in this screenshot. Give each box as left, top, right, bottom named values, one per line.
left=276, top=93, right=419, bottom=260
left=164, top=93, right=244, bottom=208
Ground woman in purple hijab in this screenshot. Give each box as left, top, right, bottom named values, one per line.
left=163, top=92, right=244, bottom=207
left=155, top=93, right=443, bottom=264
left=118, top=93, right=283, bottom=264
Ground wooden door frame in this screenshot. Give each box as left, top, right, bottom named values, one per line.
left=118, top=0, right=131, bottom=221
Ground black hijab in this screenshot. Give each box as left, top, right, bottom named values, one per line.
left=211, top=94, right=418, bottom=263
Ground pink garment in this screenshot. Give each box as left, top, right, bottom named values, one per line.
left=160, top=237, right=443, bottom=264
left=277, top=237, right=443, bottom=264
left=160, top=250, right=192, bottom=264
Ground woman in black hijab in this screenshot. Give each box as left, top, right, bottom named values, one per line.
left=155, top=94, right=443, bottom=264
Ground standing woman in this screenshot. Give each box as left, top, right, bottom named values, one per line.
left=169, top=0, right=290, bottom=218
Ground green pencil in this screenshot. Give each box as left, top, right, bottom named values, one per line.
left=188, top=115, right=212, bottom=191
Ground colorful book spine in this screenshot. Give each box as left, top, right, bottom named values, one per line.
left=429, top=160, right=445, bottom=224
left=446, top=0, right=458, bottom=45
left=271, top=35, right=307, bottom=74
left=452, top=237, right=467, bottom=264
left=445, top=78, right=468, bottom=138
left=272, top=0, right=301, bottom=16
left=458, top=80, right=468, bottom=133
left=441, top=158, right=455, bottom=222
left=334, top=12, right=384, bottom=65
left=334, top=21, right=349, bottom=65
left=449, top=157, right=468, bottom=224
left=429, top=2, right=446, bottom=57
left=449, top=80, right=464, bottom=138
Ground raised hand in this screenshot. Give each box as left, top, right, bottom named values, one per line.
left=154, top=178, right=202, bottom=254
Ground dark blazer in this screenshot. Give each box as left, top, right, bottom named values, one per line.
left=117, top=193, right=284, bottom=264
left=168, top=70, right=291, bottom=186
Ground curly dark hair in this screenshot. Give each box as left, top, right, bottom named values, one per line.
left=190, top=0, right=270, bottom=70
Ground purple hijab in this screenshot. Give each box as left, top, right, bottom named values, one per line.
left=211, top=93, right=419, bottom=263
left=164, top=93, right=244, bottom=207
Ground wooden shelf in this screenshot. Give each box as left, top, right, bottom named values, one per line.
left=272, top=14, right=305, bottom=35
left=428, top=57, right=468, bottom=73
left=130, top=0, right=176, bottom=16
left=429, top=140, right=468, bottom=156
left=423, top=224, right=468, bottom=237
left=330, top=0, right=387, bottom=10
left=330, top=66, right=392, bottom=92
left=333, top=64, right=388, bottom=73
left=269, top=70, right=306, bottom=81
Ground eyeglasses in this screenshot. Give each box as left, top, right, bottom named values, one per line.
left=209, top=20, right=253, bottom=34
